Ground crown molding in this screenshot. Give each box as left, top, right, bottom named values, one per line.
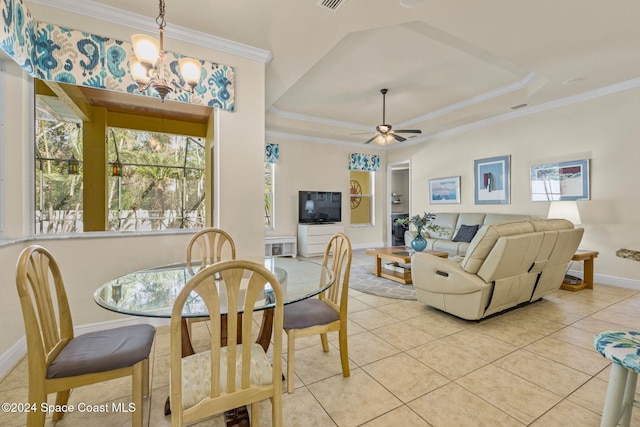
left=26, top=0, right=273, bottom=63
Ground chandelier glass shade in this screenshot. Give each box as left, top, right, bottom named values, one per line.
left=130, top=0, right=202, bottom=102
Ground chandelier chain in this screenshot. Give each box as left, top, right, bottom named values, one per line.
left=156, top=0, right=166, bottom=29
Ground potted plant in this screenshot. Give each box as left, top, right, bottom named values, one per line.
left=394, top=212, right=447, bottom=251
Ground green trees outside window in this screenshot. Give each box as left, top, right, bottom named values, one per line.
left=35, top=115, right=206, bottom=234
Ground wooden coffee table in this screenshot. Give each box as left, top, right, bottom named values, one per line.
left=365, top=246, right=448, bottom=285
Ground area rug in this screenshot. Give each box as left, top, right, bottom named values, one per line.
left=348, top=264, right=416, bottom=300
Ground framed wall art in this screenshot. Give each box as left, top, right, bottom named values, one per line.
left=429, top=176, right=461, bottom=204
left=474, top=155, right=510, bottom=204
left=530, top=159, right=590, bottom=201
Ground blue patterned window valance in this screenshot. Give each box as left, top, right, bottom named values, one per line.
left=265, top=143, right=279, bottom=164
left=349, top=153, right=380, bottom=171
left=0, top=0, right=235, bottom=111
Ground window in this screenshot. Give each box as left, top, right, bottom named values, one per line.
left=107, top=128, right=206, bottom=231
left=265, top=163, right=274, bottom=230
left=34, top=115, right=83, bottom=234
left=350, top=170, right=374, bottom=225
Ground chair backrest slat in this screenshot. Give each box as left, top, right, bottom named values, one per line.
left=321, top=233, right=352, bottom=314
left=170, top=259, right=283, bottom=424
left=186, top=228, right=236, bottom=274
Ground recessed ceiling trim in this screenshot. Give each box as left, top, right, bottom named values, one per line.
left=267, top=105, right=371, bottom=132
left=269, top=72, right=540, bottom=131
left=27, top=0, right=273, bottom=63
left=398, top=72, right=539, bottom=128
left=268, top=76, right=640, bottom=150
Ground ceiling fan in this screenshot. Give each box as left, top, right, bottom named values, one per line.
left=363, top=88, right=422, bottom=145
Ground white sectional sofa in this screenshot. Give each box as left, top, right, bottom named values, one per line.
left=411, top=219, right=584, bottom=320
left=404, top=212, right=532, bottom=257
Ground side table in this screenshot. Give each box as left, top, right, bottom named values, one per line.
left=561, top=249, right=599, bottom=291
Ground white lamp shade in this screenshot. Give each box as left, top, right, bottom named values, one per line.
left=178, top=58, right=202, bottom=86
left=131, top=34, right=160, bottom=65
left=129, top=59, right=150, bottom=84
left=548, top=201, right=582, bottom=225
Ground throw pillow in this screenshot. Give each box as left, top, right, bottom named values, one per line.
left=452, top=224, right=480, bottom=243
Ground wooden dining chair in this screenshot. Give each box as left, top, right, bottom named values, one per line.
left=170, top=259, right=284, bottom=427
left=185, top=228, right=237, bottom=335
left=15, top=245, right=155, bottom=427
left=283, top=232, right=352, bottom=393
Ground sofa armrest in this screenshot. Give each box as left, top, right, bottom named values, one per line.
left=411, top=252, right=488, bottom=294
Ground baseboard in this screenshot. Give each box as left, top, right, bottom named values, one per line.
left=0, top=317, right=169, bottom=380
left=352, top=242, right=385, bottom=250
left=567, top=268, right=640, bottom=290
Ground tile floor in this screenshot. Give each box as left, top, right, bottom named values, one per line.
left=2, top=249, right=640, bottom=426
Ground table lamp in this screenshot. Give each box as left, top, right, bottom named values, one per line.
left=548, top=200, right=582, bottom=284
left=547, top=200, right=581, bottom=225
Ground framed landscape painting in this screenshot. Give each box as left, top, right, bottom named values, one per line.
left=474, top=155, right=510, bottom=204
left=429, top=176, right=461, bottom=204
left=530, top=159, right=590, bottom=201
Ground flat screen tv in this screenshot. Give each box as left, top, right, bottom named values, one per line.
left=298, top=191, right=342, bottom=224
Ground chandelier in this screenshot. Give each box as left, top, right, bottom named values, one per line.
left=129, top=0, right=202, bottom=102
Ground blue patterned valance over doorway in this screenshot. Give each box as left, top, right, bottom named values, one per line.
left=0, top=0, right=235, bottom=110
left=349, top=153, right=380, bottom=171
left=265, top=143, right=279, bottom=164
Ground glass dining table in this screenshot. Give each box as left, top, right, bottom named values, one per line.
left=94, top=257, right=333, bottom=422
left=94, top=257, right=334, bottom=351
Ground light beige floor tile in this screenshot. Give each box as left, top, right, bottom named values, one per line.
left=0, top=386, right=30, bottom=427
left=589, top=309, right=640, bottom=330
left=346, top=331, right=401, bottom=367
left=363, top=353, right=449, bottom=403
left=571, top=316, right=632, bottom=335
left=360, top=405, right=432, bottom=426
left=529, top=399, right=600, bottom=426
left=347, top=296, right=373, bottom=313
left=286, top=341, right=346, bottom=387
left=567, top=376, right=608, bottom=415
left=370, top=321, right=437, bottom=351
left=65, top=376, right=134, bottom=407
left=407, top=341, right=488, bottom=380
left=475, top=319, right=545, bottom=347
left=349, top=307, right=401, bottom=330
left=456, top=364, right=562, bottom=424
left=525, top=337, right=609, bottom=375
left=493, top=349, right=591, bottom=397
left=281, top=387, right=337, bottom=427
left=441, top=328, right=518, bottom=362
left=308, top=368, right=402, bottom=427
left=518, top=300, right=586, bottom=325
left=0, top=356, right=27, bottom=393
left=548, top=325, right=602, bottom=351
left=404, top=312, right=473, bottom=339
left=488, top=309, right=565, bottom=336
left=408, top=382, right=523, bottom=427
left=376, top=299, right=432, bottom=321
left=353, top=293, right=397, bottom=308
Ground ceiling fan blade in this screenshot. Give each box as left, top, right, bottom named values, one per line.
left=364, top=135, right=378, bottom=144
left=392, top=134, right=407, bottom=142
left=394, top=129, right=422, bottom=134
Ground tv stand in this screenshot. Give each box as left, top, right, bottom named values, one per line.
left=297, top=223, right=344, bottom=257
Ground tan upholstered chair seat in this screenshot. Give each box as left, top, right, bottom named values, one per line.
left=179, top=343, right=273, bottom=409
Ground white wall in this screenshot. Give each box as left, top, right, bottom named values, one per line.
left=389, top=86, right=640, bottom=283
left=265, top=138, right=386, bottom=249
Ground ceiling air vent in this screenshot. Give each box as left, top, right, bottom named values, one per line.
left=317, top=0, right=347, bottom=12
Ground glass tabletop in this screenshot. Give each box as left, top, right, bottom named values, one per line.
left=94, top=257, right=333, bottom=318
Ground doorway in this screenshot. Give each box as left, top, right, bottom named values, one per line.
left=387, top=160, right=410, bottom=246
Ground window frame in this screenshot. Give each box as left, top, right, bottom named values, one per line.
left=265, top=162, right=274, bottom=230
left=350, top=170, right=375, bottom=227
